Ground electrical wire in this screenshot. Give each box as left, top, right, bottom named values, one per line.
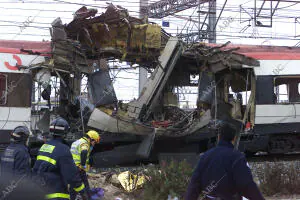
left=51, top=0, right=106, bottom=9
left=0, top=6, right=77, bottom=13
left=0, top=25, right=49, bottom=29
left=276, top=2, right=300, bottom=10
left=0, top=1, right=299, bottom=13
left=1, top=3, right=300, bottom=19
left=0, top=14, right=73, bottom=20
left=0, top=20, right=51, bottom=25
left=0, top=0, right=299, bottom=42
left=0, top=33, right=50, bottom=36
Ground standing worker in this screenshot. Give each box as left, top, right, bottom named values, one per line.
left=185, top=120, right=265, bottom=200
left=32, top=117, right=88, bottom=200
left=70, top=130, right=100, bottom=199
left=1, top=126, right=31, bottom=178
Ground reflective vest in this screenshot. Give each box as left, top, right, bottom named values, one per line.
left=70, top=137, right=91, bottom=166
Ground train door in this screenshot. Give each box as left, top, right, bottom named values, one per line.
left=0, top=53, right=45, bottom=146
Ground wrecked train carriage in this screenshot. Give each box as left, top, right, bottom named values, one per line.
left=0, top=36, right=96, bottom=151
left=88, top=39, right=259, bottom=137
left=88, top=41, right=300, bottom=167
left=86, top=39, right=265, bottom=167
left=180, top=43, right=300, bottom=155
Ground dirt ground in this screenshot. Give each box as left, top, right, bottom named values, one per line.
left=88, top=172, right=300, bottom=200
left=266, top=195, right=300, bottom=200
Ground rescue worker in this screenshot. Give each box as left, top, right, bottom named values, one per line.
left=0, top=126, right=31, bottom=178
left=70, top=130, right=100, bottom=200
left=185, top=120, right=265, bottom=200
left=32, top=117, right=88, bottom=200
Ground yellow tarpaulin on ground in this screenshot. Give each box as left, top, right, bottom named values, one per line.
left=117, top=171, right=146, bottom=192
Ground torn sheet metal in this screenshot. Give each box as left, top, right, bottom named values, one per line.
left=88, top=70, right=117, bottom=107
left=87, top=107, right=154, bottom=135
left=65, top=4, right=165, bottom=63
left=182, top=42, right=260, bottom=73
left=48, top=18, right=93, bottom=75
left=127, top=37, right=182, bottom=120
left=198, top=71, right=215, bottom=104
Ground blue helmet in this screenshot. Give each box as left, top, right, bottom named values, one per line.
left=11, top=126, right=30, bottom=142
left=49, top=117, right=70, bottom=136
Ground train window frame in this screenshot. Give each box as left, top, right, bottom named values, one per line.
left=274, top=76, right=300, bottom=104
left=0, top=73, right=8, bottom=105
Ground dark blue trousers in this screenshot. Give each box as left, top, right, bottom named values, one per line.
left=70, top=169, right=90, bottom=200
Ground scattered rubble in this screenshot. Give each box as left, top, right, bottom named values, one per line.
left=87, top=160, right=300, bottom=200
left=88, top=172, right=142, bottom=200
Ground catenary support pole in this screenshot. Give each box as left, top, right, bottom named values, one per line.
left=139, top=0, right=148, bottom=95
left=208, top=0, right=217, bottom=43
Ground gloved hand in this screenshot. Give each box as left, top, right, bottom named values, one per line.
left=86, top=164, right=91, bottom=172
left=78, top=165, right=87, bottom=172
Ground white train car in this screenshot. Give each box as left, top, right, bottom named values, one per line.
left=229, top=44, right=300, bottom=154
left=0, top=40, right=50, bottom=150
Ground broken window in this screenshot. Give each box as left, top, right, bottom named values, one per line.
left=175, top=86, right=198, bottom=109
left=0, top=73, right=7, bottom=105
left=274, top=84, right=288, bottom=103
left=274, top=76, right=300, bottom=103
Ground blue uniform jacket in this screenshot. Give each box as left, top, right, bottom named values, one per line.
left=32, top=138, right=85, bottom=199
left=0, top=143, right=31, bottom=178
left=185, top=140, right=265, bottom=200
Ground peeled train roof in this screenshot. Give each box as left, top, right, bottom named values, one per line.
left=0, top=40, right=51, bottom=55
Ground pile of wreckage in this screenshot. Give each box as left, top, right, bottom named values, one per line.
left=29, top=4, right=260, bottom=141
left=51, top=4, right=169, bottom=67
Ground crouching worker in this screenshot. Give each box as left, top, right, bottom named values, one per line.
left=32, top=117, right=88, bottom=200
left=70, top=130, right=100, bottom=200
left=1, top=126, right=31, bottom=178
left=185, top=120, right=265, bottom=200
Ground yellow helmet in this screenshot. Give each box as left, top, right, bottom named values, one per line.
left=86, top=130, right=100, bottom=143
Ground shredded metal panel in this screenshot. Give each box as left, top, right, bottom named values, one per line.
left=127, top=37, right=182, bottom=119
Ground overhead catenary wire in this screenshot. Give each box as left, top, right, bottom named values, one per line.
left=1, top=3, right=300, bottom=21
left=2, top=2, right=300, bottom=15
left=0, top=24, right=50, bottom=29
left=0, top=1, right=299, bottom=43
left=0, top=4, right=300, bottom=28
left=0, top=18, right=298, bottom=39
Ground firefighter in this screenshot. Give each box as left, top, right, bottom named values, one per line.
left=185, top=120, right=265, bottom=200
left=70, top=130, right=100, bottom=199
left=0, top=126, right=31, bottom=178
left=32, top=117, right=88, bottom=200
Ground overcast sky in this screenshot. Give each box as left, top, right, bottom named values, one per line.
left=1, top=0, right=299, bottom=105
left=1, top=0, right=299, bottom=45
